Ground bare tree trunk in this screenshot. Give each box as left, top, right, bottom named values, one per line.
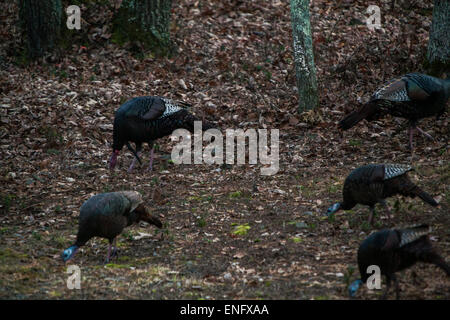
left=427, top=0, right=450, bottom=74
left=19, top=0, right=62, bottom=59
left=290, top=0, right=318, bottom=113
left=113, top=0, right=173, bottom=56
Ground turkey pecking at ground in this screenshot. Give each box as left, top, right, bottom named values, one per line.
left=109, top=96, right=216, bottom=172
left=61, top=191, right=162, bottom=263
left=326, top=164, right=438, bottom=225
left=338, top=73, right=450, bottom=149
left=348, top=224, right=450, bottom=299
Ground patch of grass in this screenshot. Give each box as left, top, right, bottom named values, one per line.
left=1, top=194, right=16, bottom=213
left=344, top=266, right=355, bottom=287
left=187, top=196, right=202, bottom=202
left=361, top=221, right=371, bottom=232
left=117, top=256, right=131, bottom=262
left=32, top=231, right=41, bottom=241
left=328, top=184, right=341, bottom=194
left=349, top=139, right=362, bottom=147
left=197, top=217, right=206, bottom=228
left=232, top=223, right=250, bottom=236
left=122, top=230, right=134, bottom=241
left=52, top=235, right=67, bottom=249
left=229, top=191, right=242, bottom=199
left=49, top=290, right=63, bottom=298
left=0, top=248, right=29, bottom=264
left=104, top=263, right=132, bottom=269
left=262, top=70, right=271, bottom=80
left=46, top=149, right=60, bottom=155
left=291, top=237, right=303, bottom=243
left=297, top=185, right=313, bottom=198
left=327, top=214, right=336, bottom=223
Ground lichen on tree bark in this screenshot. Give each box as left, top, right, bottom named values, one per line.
left=427, top=0, right=450, bottom=74
left=113, top=0, right=173, bottom=56
left=290, top=0, right=318, bottom=113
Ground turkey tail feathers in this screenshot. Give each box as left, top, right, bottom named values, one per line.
left=416, top=189, right=438, bottom=207
left=338, top=102, right=377, bottom=130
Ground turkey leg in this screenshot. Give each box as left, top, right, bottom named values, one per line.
left=408, top=123, right=434, bottom=150
left=415, top=126, right=434, bottom=141
left=128, top=143, right=142, bottom=172
left=148, top=141, right=155, bottom=172
left=105, top=242, right=112, bottom=264
left=368, top=206, right=376, bottom=226
left=380, top=200, right=392, bottom=221
left=110, top=238, right=119, bottom=259
left=381, top=275, right=391, bottom=300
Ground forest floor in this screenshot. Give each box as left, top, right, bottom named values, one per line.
left=0, top=0, right=449, bottom=300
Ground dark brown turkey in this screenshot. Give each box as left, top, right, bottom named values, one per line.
left=326, top=164, right=438, bottom=225
left=349, top=224, right=450, bottom=299
left=339, top=73, right=450, bottom=149
left=62, top=191, right=162, bottom=263
left=109, top=96, right=215, bottom=172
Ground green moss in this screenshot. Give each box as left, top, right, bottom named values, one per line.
left=111, top=1, right=174, bottom=57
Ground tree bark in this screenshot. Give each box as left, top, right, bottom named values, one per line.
left=290, top=0, right=318, bottom=113
left=427, top=0, right=450, bottom=74
left=19, top=0, right=62, bottom=59
left=113, top=0, right=173, bottom=56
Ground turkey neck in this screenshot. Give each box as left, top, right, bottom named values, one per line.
left=126, top=211, right=141, bottom=227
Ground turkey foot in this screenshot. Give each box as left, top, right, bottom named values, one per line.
left=128, top=151, right=141, bottom=173
left=409, top=125, right=435, bottom=150
left=415, top=126, right=434, bottom=141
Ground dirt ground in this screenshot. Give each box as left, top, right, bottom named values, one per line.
left=0, top=0, right=448, bottom=300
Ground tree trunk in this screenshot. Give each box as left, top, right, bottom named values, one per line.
left=427, top=0, right=450, bottom=74
left=113, top=0, right=173, bottom=56
left=290, top=0, right=318, bottom=113
left=19, top=0, right=62, bottom=59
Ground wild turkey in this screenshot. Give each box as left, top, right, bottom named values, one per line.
left=61, top=191, right=162, bottom=263
left=109, top=96, right=215, bottom=172
left=338, top=73, right=450, bottom=149
left=326, top=164, right=438, bottom=225
left=348, top=224, right=450, bottom=299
